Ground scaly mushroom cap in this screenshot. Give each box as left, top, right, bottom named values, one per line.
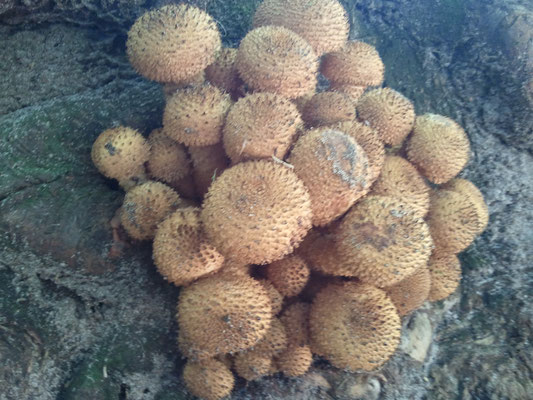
left=253, top=0, right=349, bottom=56
left=120, top=181, right=182, bottom=240
left=334, top=195, right=433, bottom=287
left=276, top=344, right=313, bottom=377
left=258, top=280, right=284, bottom=315
left=321, top=41, right=385, bottom=87
left=153, top=208, right=224, bottom=286
left=188, top=143, right=230, bottom=199
left=91, top=126, right=149, bottom=186
left=370, top=155, right=431, bottom=219
left=223, top=92, right=302, bottom=163
left=427, top=189, right=483, bottom=254
left=328, top=81, right=366, bottom=104
left=406, top=114, right=470, bottom=184
left=250, top=318, right=288, bottom=356
left=442, top=178, right=489, bottom=234
left=182, top=358, right=234, bottom=400
left=301, top=91, right=356, bottom=127
left=279, top=302, right=310, bottom=347
left=356, top=88, right=416, bottom=146
left=297, top=228, right=353, bottom=276
left=235, top=26, right=319, bottom=99
left=328, top=120, right=385, bottom=186
left=163, top=85, right=232, bottom=147
left=161, top=71, right=206, bottom=100
left=427, top=252, right=462, bottom=301
left=385, top=266, right=431, bottom=316
left=309, top=281, right=401, bottom=371
left=177, top=274, right=272, bottom=359
left=234, top=350, right=274, bottom=381
left=126, top=4, right=221, bottom=83
left=201, top=160, right=312, bottom=265
left=288, top=128, right=370, bottom=226
left=266, top=255, right=310, bottom=297
left=147, top=128, right=190, bottom=186
left=205, top=47, right=244, bottom=99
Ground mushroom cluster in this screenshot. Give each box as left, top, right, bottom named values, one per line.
left=90, top=1, right=489, bottom=399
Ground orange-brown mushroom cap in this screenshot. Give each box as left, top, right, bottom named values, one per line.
left=253, top=0, right=349, bottom=56
left=223, top=92, right=302, bottom=163
left=188, top=143, right=230, bottom=199
left=356, top=88, right=416, bottom=146
left=266, top=255, right=310, bottom=297
left=163, top=85, right=232, bottom=147
left=182, top=358, right=235, bottom=400
left=153, top=207, right=224, bottom=286
left=201, top=160, right=312, bottom=265
left=385, top=266, right=431, bottom=316
left=309, top=281, right=401, bottom=371
left=120, top=181, right=182, bottom=240
left=235, top=26, right=319, bottom=99
left=427, top=252, right=462, bottom=301
left=147, top=128, right=190, bottom=186
left=442, top=178, right=489, bottom=234
left=321, top=41, right=385, bottom=87
left=177, top=274, right=272, bottom=359
left=427, top=189, right=483, bottom=254
left=91, top=126, right=149, bottom=186
left=276, top=344, right=313, bottom=377
left=126, top=4, right=221, bottom=83
left=370, top=155, right=431, bottom=219
left=334, top=195, right=433, bottom=287
left=288, top=127, right=370, bottom=226
left=406, top=114, right=470, bottom=184
left=301, top=91, right=356, bottom=128
left=205, top=47, right=243, bottom=98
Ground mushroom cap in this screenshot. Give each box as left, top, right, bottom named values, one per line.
left=163, top=85, right=232, bottom=147
left=276, top=344, right=313, bottom=377
left=235, top=26, right=319, bottom=99
left=370, top=155, right=431, bottom=219
left=328, top=82, right=366, bottom=104
left=334, top=195, right=433, bottom=287
left=153, top=207, right=224, bottom=286
left=309, top=281, right=401, bottom=371
left=427, top=252, right=462, bottom=301
left=266, top=255, right=310, bottom=297
left=182, top=358, right=234, bottom=400
left=120, top=181, right=182, bottom=240
left=188, top=143, right=230, bottom=199
left=406, top=114, right=470, bottom=184
left=288, top=127, right=370, bottom=226
left=327, top=120, right=385, bottom=186
left=250, top=318, right=288, bottom=356
left=126, top=4, right=221, bottom=82
left=301, top=91, right=356, bottom=127
left=385, top=266, right=431, bottom=316
left=161, top=71, right=206, bottom=100
left=234, top=350, right=274, bottom=381
left=279, top=302, right=310, bottom=347
left=147, top=128, right=191, bottom=186
left=91, top=126, right=149, bottom=184
left=427, top=189, right=483, bottom=253
left=223, top=92, right=302, bottom=163
left=321, top=41, right=385, bottom=87
left=253, top=0, right=349, bottom=56
left=442, top=178, right=489, bottom=234
left=356, top=88, right=416, bottom=146
left=205, top=47, right=243, bottom=96
left=201, top=160, right=312, bottom=265
left=297, top=228, right=353, bottom=276
left=258, top=279, right=284, bottom=315
left=177, top=274, right=272, bottom=358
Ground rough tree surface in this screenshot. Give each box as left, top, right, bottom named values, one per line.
left=0, top=0, right=531, bottom=399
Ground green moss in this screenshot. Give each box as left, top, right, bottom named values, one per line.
left=206, top=0, right=261, bottom=46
